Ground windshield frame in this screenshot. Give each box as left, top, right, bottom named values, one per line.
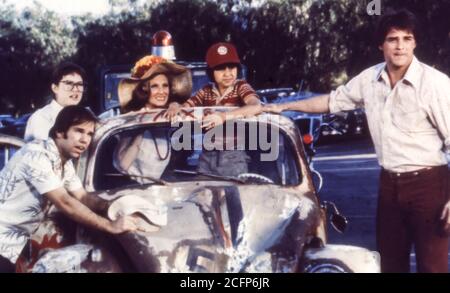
left=81, top=110, right=310, bottom=192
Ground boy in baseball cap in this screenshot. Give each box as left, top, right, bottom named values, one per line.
left=169, top=42, right=262, bottom=128
left=168, top=42, right=262, bottom=177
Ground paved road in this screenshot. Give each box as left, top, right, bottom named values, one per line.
left=312, top=137, right=450, bottom=272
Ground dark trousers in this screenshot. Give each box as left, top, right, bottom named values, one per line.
left=377, top=166, right=449, bottom=273
left=0, top=255, right=15, bottom=273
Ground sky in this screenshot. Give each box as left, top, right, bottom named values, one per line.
left=5, top=0, right=111, bottom=15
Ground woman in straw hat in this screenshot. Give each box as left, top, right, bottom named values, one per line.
left=118, top=55, right=192, bottom=114
left=114, top=55, right=192, bottom=183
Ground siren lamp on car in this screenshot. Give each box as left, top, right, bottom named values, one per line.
left=302, top=134, right=314, bottom=145
left=151, top=30, right=176, bottom=61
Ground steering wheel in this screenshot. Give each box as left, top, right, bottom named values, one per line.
left=237, top=173, right=274, bottom=184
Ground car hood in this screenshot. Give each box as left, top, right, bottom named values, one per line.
left=102, top=183, right=320, bottom=273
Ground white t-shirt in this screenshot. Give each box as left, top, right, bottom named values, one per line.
left=24, top=100, right=63, bottom=142
left=0, top=139, right=82, bottom=263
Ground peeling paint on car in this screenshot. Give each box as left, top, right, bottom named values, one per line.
left=14, top=108, right=380, bottom=273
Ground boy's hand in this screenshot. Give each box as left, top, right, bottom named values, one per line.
left=202, top=112, right=226, bottom=130
left=263, top=104, right=284, bottom=114
left=164, top=102, right=182, bottom=122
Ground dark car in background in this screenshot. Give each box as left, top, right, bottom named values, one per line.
left=257, top=88, right=369, bottom=145
left=0, top=115, right=15, bottom=127
left=0, top=113, right=31, bottom=138
left=319, top=108, right=369, bottom=144
left=257, top=88, right=322, bottom=145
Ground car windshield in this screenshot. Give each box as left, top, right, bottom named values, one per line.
left=93, top=121, right=301, bottom=190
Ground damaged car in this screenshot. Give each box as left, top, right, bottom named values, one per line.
left=14, top=108, right=380, bottom=273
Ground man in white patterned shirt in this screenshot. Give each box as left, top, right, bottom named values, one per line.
left=0, top=106, right=137, bottom=273
left=264, top=9, right=450, bottom=272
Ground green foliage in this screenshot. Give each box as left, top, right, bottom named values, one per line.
left=0, top=0, right=449, bottom=114
left=148, top=0, right=235, bottom=61
left=0, top=1, right=76, bottom=114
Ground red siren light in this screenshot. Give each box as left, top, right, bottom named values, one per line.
left=302, top=133, right=314, bottom=145
left=151, top=30, right=176, bottom=60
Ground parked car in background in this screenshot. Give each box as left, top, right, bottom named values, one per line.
left=0, top=115, right=15, bottom=127
left=15, top=108, right=380, bottom=273
left=0, top=113, right=31, bottom=139
left=320, top=109, right=369, bottom=144
left=257, top=88, right=322, bottom=156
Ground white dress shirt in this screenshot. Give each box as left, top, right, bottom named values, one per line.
left=329, top=57, right=450, bottom=172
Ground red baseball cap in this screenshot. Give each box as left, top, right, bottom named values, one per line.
left=205, top=42, right=241, bottom=69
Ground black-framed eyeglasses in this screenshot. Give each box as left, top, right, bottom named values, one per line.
left=60, top=80, right=87, bottom=92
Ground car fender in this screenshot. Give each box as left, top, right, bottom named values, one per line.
left=301, top=244, right=380, bottom=273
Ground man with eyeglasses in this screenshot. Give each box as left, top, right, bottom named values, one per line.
left=24, top=62, right=88, bottom=142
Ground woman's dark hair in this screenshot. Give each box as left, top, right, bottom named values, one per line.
left=375, top=9, right=420, bottom=46
left=51, top=62, right=87, bottom=85
left=123, top=73, right=172, bottom=113
left=206, top=63, right=242, bottom=83
left=49, top=105, right=98, bottom=139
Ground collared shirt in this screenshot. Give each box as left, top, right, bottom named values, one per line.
left=24, top=100, right=64, bottom=142
left=329, top=57, right=450, bottom=172
left=0, top=139, right=82, bottom=263
left=184, top=79, right=258, bottom=107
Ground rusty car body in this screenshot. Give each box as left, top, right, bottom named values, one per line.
left=11, top=108, right=379, bottom=273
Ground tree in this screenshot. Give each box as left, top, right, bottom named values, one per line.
left=1, top=0, right=449, bottom=114
left=0, top=2, right=76, bottom=114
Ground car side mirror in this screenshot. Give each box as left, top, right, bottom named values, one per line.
left=322, top=201, right=348, bottom=233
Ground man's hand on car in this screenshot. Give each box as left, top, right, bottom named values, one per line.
left=263, top=104, right=284, bottom=114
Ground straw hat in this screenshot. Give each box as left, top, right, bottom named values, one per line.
left=118, top=55, right=192, bottom=111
